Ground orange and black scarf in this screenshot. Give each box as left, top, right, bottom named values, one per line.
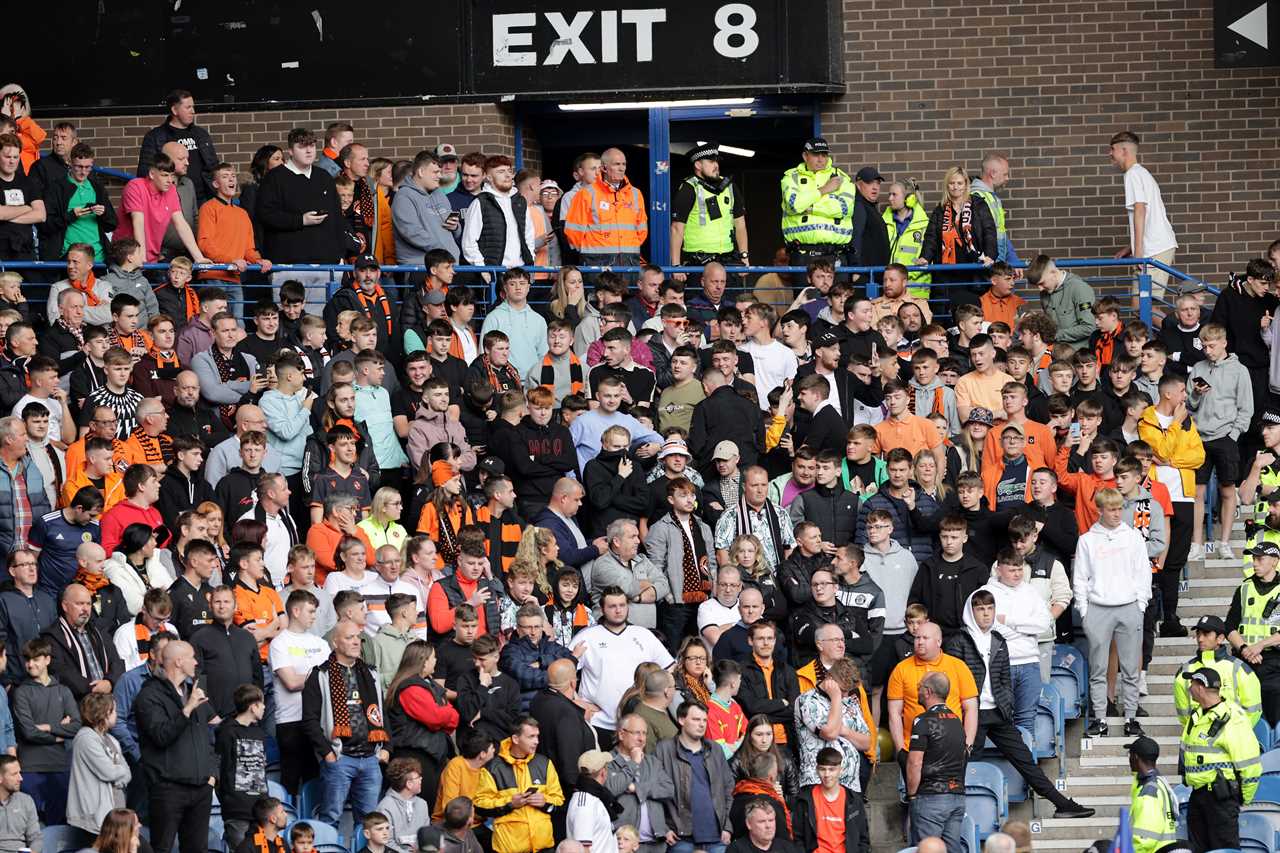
left=75, top=567, right=112, bottom=596
left=129, top=426, right=173, bottom=466
left=148, top=348, right=180, bottom=370
left=940, top=201, right=976, bottom=265
left=352, top=283, right=393, bottom=337
left=481, top=355, right=522, bottom=394
left=539, top=352, right=583, bottom=395
left=683, top=669, right=711, bottom=706
left=732, top=778, right=792, bottom=837
left=109, top=327, right=148, bottom=352
left=326, top=653, right=389, bottom=743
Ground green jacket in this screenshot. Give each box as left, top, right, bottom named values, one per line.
left=1038, top=271, right=1097, bottom=347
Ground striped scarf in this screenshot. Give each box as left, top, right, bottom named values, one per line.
left=481, top=356, right=522, bottom=394
left=325, top=654, right=389, bottom=743
left=130, top=427, right=173, bottom=466
left=731, top=778, right=792, bottom=837
left=352, top=283, right=393, bottom=337
left=148, top=348, right=180, bottom=370
left=940, top=200, right=976, bottom=265
left=210, top=348, right=241, bottom=428
left=539, top=351, right=583, bottom=396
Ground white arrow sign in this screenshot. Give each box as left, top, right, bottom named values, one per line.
left=1228, top=2, right=1269, bottom=49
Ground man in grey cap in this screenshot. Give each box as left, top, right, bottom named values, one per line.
left=434, top=143, right=460, bottom=193
left=671, top=142, right=748, bottom=285
left=1125, top=734, right=1180, bottom=853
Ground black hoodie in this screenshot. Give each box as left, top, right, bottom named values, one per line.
left=158, top=465, right=215, bottom=536
left=490, top=416, right=578, bottom=510
left=908, top=552, right=990, bottom=638
left=581, top=449, right=650, bottom=537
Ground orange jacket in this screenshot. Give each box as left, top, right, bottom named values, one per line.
left=1054, top=443, right=1116, bottom=531
left=981, top=418, right=1056, bottom=475
left=305, top=521, right=372, bottom=587
left=60, top=466, right=124, bottom=511
left=64, top=436, right=128, bottom=482
left=981, top=453, right=1034, bottom=509
left=564, top=177, right=648, bottom=256
left=197, top=198, right=263, bottom=283
left=15, top=117, right=45, bottom=174
left=374, top=187, right=396, bottom=266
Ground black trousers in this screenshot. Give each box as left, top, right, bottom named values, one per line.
left=1187, top=786, right=1240, bottom=852
left=149, top=781, right=213, bottom=853
left=974, top=709, right=1073, bottom=810
left=1262, top=675, right=1280, bottom=727
left=658, top=602, right=701, bottom=654
left=277, top=720, right=320, bottom=795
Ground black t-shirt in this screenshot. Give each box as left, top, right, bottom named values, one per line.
left=846, top=458, right=878, bottom=490
left=671, top=176, right=745, bottom=223
left=995, top=456, right=1029, bottom=510
left=697, top=347, right=756, bottom=376
left=391, top=386, right=422, bottom=423
left=588, top=362, right=657, bottom=410
left=0, top=172, right=36, bottom=258
left=909, top=703, right=966, bottom=795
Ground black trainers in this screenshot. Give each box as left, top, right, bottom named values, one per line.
left=1086, top=720, right=1109, bottom=737
left=1124, top=719, right=1145, bottom=737
left=1106, top=700, right=1120, bottom=717
left=1055, top=803, right=1097, bottom=819
left=1160, top=622, right=1189, bottom=638
left=1136, top=705, right=1150, bottom=718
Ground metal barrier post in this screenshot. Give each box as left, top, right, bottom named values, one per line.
left=1138, top=267, right=1153, bottom=327
left=865, top=268, right=879, bottom=299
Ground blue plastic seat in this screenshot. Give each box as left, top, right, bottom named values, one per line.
left=964, top=762, right=1008, bottom=839
left=1254, top=777, right=1280, bottom=807
left=1263, top=751, right=1280, bottom=776
left=1051, top=644, right=1086, bottom=719
left=977, top=729, right=1035, bottom=804
left=1035, top=683, right=1066, bottom=767
left=1241, top=811, right=1279, bottom=853
left=961, top=814, right=980, bottom=853
left=1259, top=718, right=1276, bottom=752
left=298, top=778, right=326, bottom=820
left=350, top=826, right=366, bottom=853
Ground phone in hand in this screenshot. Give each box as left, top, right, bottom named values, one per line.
left=525, top=787, right=538, bottom=795
left=1069, top=422, right=1081, bottom=441
left=1193, top=377, right=1210, bottom=391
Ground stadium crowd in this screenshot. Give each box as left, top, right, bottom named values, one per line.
left=0, top=84, right=1279, bottom=853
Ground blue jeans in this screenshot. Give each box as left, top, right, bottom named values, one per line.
left=21, top=770, right=68, bottom=824
left=668, top=842, right=726, bottom=853
left=1010, top=661, right=1042, bottom=735
left=317, top=752, right=382, bottom=826
left=910, top=792, right=965, bottom=850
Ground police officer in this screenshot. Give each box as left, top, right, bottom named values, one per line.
left=1173, top=614, right=1262, bottom=726
left=883, top=178, right=931, bottom=299
left=1126, top=735, right=1180, bottom=853
left=1240, top=409, right=1280, bottom=574
left=1243, top=491, right=1280, bottom=578
left=780, top=138, right=858, bottom=272
left=670, top=142, right=747, bottom=283
left=1180, top=668, right=1261, bottom=852
left=1227, top=541, right=1280, bottom=725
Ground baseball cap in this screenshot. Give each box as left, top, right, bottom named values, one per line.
left=803, top=138, right=830, bottom=154
left=855, top=166, right=884, bottom=183
left=659, top=437, right=692, bottom=460
left=689, top=142, right=720, bottom=163
left=433, top=143, right=458, bottom=162
left=1261, top=409, right=1280, bottom=427
left=578, top=749, right=612, bottom=774
left=712, top=440, right=740, bottom=461
left=1183, top=668, right=1221, bottom=689
left=1248, top=541, right=1280, bottom=559
left=353, top=254, right=379, bottom=271
left=1000, top=421, right=1026, bottom=436
left=965, top=407, right=994, bottom=427
left=1265, top=489, right=1280, bottom=504
left=424, top=289, right=446, bottom=306
left=813, top=330, right=841, bottom=350
left=477, top=457, right=505, bottom=477
left=1194, top=614, right=1227, bottom=634
left=1124, top=735, right=1160, bottom=762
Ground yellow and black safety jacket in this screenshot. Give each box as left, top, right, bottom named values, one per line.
left=679, top=176, right=737, bottom=255
left=1180, top=699, right=1260, bottom=802
left=1129, top=769, right=1180, bottom=853
left=1173, top=645, right=1262, bottom=726
left=780, top=163, right=858, bottom=248
left=883, top=198, right=931, bottom=298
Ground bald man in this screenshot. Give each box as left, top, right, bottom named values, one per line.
left=530, top=657, right=598, bottom=794
left=135, top=637, right=218, bottom=853
left=44, top=581, right=125, bottom=699
left=169, top=369, right=231, bottom=448
left=917, top=838, right=947, bottom=853
left=565, top=147, right=648, bottom=271
left=205, top=404, right=284, bottom=486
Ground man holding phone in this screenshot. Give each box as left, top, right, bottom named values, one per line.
left=472, top=717, right=565, bottom=853
left=1188, top=323, right=1254, bottom=561
left=257, top=127, right=344, bottom=309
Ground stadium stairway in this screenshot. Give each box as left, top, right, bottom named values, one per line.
left=865, top=518, right=1248, bottom=852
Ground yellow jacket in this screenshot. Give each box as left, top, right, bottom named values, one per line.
left=472, top=737, right=565, bottom=853
left=1137, top=405, right=1205, bottom=497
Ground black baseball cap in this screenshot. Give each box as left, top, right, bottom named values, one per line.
left=855, top=166, right=884, bottom=182
left=804, top=138, right=830, bottom=154
left=1124, top=735, right=1160, bottom=761
left=813, top=330, right=841, bottom=350
left=353, top=254, right=380, bottom=271
left=1193, top=615, right=1227, bottom=635
left=477, top=456, right=505, bottom=477
left=1249, top=541, right=1280, bottom=559
left=1183, top=668, right=1222, bottom=690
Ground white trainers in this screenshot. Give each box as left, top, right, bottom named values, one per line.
left=1188, top=543, right=1205, bottom=562
left=1217, top=542, right=1235, bottom=561
left=1138, top=671, right=1149, bottom=696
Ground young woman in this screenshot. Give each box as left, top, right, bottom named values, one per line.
left=671, top=636, right=713, bottom=711
left=415, top=461, right=476, bottom=570
left=385, top=640, right=458, bottom=811
left=194, top=500, right=230, bottom=574
left=947, top=408, right=992, bottom=484
left=83, top=808, right=144, bottom=853
left=543, top=565, right=593, bottom=648
left=511, top=526, right=560, bottom=601
left=68, top=692, right=131, bottom=848
left=358, top=487, right=408, bottom=564
left=920, top=165, right=998, bottom=309
left=548, top=266, right=589, bottom=328
left=103, top=523, right=176, bottom=615
left=729, top=714, right=800, bottom=802
left=729, top=534, right=787, bottom=625
left=322, top=536, right=370, bottom=596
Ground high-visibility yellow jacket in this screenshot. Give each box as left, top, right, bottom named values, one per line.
left=780, top=163, right=857, bottom=246
left=1130, top=770, right=1180, bottom=853
left=1173, top=646, right=1262, bottom=726
left=472, top=737, right=565, bottom=853
left=1181, top=699, right=1261, bottom=802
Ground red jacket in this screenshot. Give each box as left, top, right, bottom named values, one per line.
left=100, top=500, right=169, bottom=555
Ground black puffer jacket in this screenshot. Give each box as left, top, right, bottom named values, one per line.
left=944, top=606, right=1015, bottom=723
left=792, top=483, right=859, bottom=546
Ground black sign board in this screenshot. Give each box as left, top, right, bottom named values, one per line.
left=1215, top=0, right=1277, bottom=67
left=18, top=0, right=840, bottom=114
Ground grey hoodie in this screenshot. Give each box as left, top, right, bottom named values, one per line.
left=99, top=264, right=160, bottom=324
left=909, top=377, right=960, bottom=437
left=1187, top=352, right=1253, bottom=440
left=391, top=179, right=458, bottom=265
left=861, top=537, right=919, bottom=635
left=1123, top=486, right=1169, bottom=562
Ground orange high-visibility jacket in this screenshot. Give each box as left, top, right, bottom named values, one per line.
left=564, top=176, right=648, bottom=256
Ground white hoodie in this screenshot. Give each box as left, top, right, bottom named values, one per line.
left=982, top=577, right=1051, bottom=666
left=1072, top=520, right=1151, bottom=618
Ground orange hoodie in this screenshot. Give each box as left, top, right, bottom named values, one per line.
left=1054, top=443, right=1117, bottom=531
left=15, top=117, right=45, bottom=174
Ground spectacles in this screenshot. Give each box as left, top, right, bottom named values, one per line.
left=684, top=655, right=708, bottom=663
left=868, top=523, right=893, bottom=530
left=811, top=580, right=836, bottom=588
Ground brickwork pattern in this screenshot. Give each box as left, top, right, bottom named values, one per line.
left=822, top=0, right=1280, bottom=284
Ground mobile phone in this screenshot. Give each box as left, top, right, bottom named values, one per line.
left=1069, top=422, right=1081, bottom=440
left=525, top=787, right=538, bottom=795
left=1193, top=377, right=1210, bottom=390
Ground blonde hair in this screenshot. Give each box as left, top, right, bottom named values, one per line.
left=0, top=272, right=22, bottom=289
left=335, top=309, right=361, bottom=340
left=512, top=526, right=557, bottom=596
left=601, top=424, right=631, bottom=446
left=1094, top=487, right=1124, bottom=510
left=730, top=534, right=767, bottom=579
left=550, top=266, right=589, bottom=321
left=369, top=487, right=402, bottom=526
left=941, top=165, right=970, bottom=207
left=167, top=256, right=193, bottom=272
left=913, top=449, right=952, bottom=501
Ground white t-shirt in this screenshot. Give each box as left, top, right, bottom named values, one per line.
left=575, top=623, right=674, bottom=731
left=269, top=629, right=331, bottom=723
left=1124, top=164, right=1178, bottom=256
left=566, top=790, right=620, bottom=853
left=740, top=340, right=799, bottom=411
left=323, top=569, right=370, bottom=596
left=696, top=598, right=740, bottom=633
left=1151, top=411, right=1191, bottom=502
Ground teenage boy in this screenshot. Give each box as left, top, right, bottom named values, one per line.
left=741, top=302, right=799, bottom=411
left=1100, top=355, right=1139, bottom=434
left=1188, top=323, right=1253, bottom=561
left=909, top=348, right=959, bottom=437
left=1075, top=488, right=1151, bottom=736
left=1136, top=340, right=1171, bottom=402
left=454, top=634, right=520, bottom=744
left=778, top=309, right=813, bottom=365
left=790, top=450, right=860, bottom=550
left=353, top=351, right=409, bottom=489
left=234, top=302, right=284, bottom=366
left=908, top=515, right=987, bottom=640
left=950, top=303, right=984, bottom=372
left=12, top=356, right=74, bottom=446
left=954, top=334, right=1013, bottom=423
left=444, top=286, right=480, bottom=365
left=793, top=748, right=867, bottom=853
left=421, top=319, right=468, bottom=413
left=215, top=684, right=268, bottom=850
left=979, top=262, right=1025, bottom=326
left=1088, top=297, right=1123, bottom=370
left=214, top=432, right=269, bottom=535
left=465, top=330, right=523, bottom=398
left=1006, top=514, right=1073, bottom=676
left=12, top=636, right=79, bottom=824
left=655, top=346, right=705, bottom=435
left=310, top=428, right=372, bottom=524
left=479, top=269, right=546, bottom=379
left=1056, top=436, right=1121, bottom=532
left=793, top=374, right=847, bottom=456
left=259, top=353, right=314, bottom=480
left=198, top=162, right=272, bottom=320
left=983, top=549, right=1053, bottom=732
left=79, top=347, right=143, bottom=440
left=860, top=507, right=920, bottom=641
left=1116, top=456, right=1171, bottom=695
left=527, top=319, right=583, bottom=407
left=115, top=152, right=208, bottom=265
left=1070, top=350, right=1105, bottom=411
left=587, top=327, right=658, bottom=412
left=875, top=380, right=946, bottom=468
left=268, top=589, right=330, bottom=795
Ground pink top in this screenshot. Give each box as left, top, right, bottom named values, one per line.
left=115, top=177, right=180, bottom=261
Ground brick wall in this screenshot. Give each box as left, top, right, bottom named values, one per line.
left=822, top=0, right=1280, bottom=285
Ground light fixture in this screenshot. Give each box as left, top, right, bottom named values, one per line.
left=558, top=97, right=754, bottom=111
left=703, top=142, right=756, bottom=158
